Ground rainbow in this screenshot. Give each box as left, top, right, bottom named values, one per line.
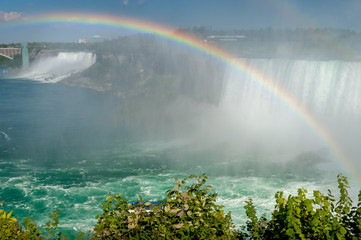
left=3, top=12, right=360, bottom=184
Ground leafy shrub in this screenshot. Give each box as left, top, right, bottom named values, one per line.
left=93, top=174, right=236, bottom=239
left=1, top=174, right=360, bottom=239
left=0, top=203, right=87, bottom=239
left=0, top=202, right=42, bottom=239
left=244, top=174, right=361, bottom=240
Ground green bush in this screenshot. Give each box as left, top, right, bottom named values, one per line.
left=244, top=174, right=361, bottom=240
left=0, top=202, right=63, bottom=239
left=93, top=174, right=236, bottom=239
left=0, top=203, right=86, bottom=239
left=1, top=174, right=360, bottom=239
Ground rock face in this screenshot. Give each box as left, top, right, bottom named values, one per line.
left=29, top=49, right=60, bottom=62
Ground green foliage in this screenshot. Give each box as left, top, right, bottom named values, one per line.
left=0, top=202, right=88, bottom=239
left=244, top=174, right=361, bottom=240
left=0, top=202, right=26, bottom=239
left=1, top=174, right=360, bottom=239
left=243, top=198, right=269, bottom=239
left=93, top=174, right=236, bottom=239
left=0, top=201, right=52, bottom=239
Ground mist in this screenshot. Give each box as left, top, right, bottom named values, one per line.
left=3, top=0, right=361, bottom=236
left=2, top=28, right=361, bottom=238
left=6, top=33, right=360, bottom=179
left=15, top=52, right=96, bottom=83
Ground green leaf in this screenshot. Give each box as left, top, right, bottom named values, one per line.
left=173, top=223, right=184, bottom=229
left=340, top=226, right=347, bottom=235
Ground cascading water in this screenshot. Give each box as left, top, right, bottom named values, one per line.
left=1, top=56, right=361, bottom=237
left=222, top=59, right=361, bottom=118
left=220, top=58, right=361, bottom=174
left=16, top=52, right=96, bottom=83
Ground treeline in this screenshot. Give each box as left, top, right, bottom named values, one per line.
left=3, top=27, right=361, bottom=60
left=0, top=42, right=91, bottom=68
left=0, top=42, right=89, bottom=51
left=55, top=27, right=361, bottom=60
left=2, top=27, right=361, bottom=70
left=1, top=174, right=360, bottom=239
left=178, top=27, right=361, bottom=59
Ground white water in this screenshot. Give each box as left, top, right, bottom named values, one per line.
left=16, top=52, right=96, bottom=83
left=2, top=58, right=361, bottom=236
left=220, top=58, right=361, bottom=182
left=222, top=59, right=361, bottom=118
left=0, top=131, right=11, bottom=141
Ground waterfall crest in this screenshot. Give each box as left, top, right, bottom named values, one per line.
left=16, top=52, right=96, bottom=83
left=220, top=58, right=361, bottom=167
left=221, top=59, right=361, bottom=119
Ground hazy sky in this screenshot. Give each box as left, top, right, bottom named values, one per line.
left=1, top=0, right=361, bottom=43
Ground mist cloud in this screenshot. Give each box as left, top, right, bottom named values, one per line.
left=0, top=11, right=22, bottom=22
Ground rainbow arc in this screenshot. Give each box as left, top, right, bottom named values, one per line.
left=3, top=12, right=359, bottom=184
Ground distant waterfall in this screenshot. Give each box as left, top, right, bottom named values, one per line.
left=16, top=52, right=96, bottom=83
left=221, top=59, right=361, bottom=120
left=220, top=58, right=361, bottom=161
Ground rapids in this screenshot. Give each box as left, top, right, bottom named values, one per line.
left=0, top=56, right=360, bottom=237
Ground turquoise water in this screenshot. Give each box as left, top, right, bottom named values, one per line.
left=0, top=78, right=352, bottom=237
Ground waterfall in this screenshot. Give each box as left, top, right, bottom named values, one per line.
left=219, top=58, right=361, bottom=166
left=16, top=52, right=96, bottom=83
left=221, top=59, right=361, bottom=119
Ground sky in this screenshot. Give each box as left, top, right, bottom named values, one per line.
left=1, top=0, right=361, bottom=43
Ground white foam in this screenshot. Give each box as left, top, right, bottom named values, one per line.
left=0, top=131, right=11, bottom=141
left=15, top=52, right=96, bottom=83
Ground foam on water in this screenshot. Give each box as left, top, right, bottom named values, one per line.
left=0, top=131, right=11, bottom=141
left=1, top=57, right=360, bottom=237
left=0, top=152, right=347, bottom=237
